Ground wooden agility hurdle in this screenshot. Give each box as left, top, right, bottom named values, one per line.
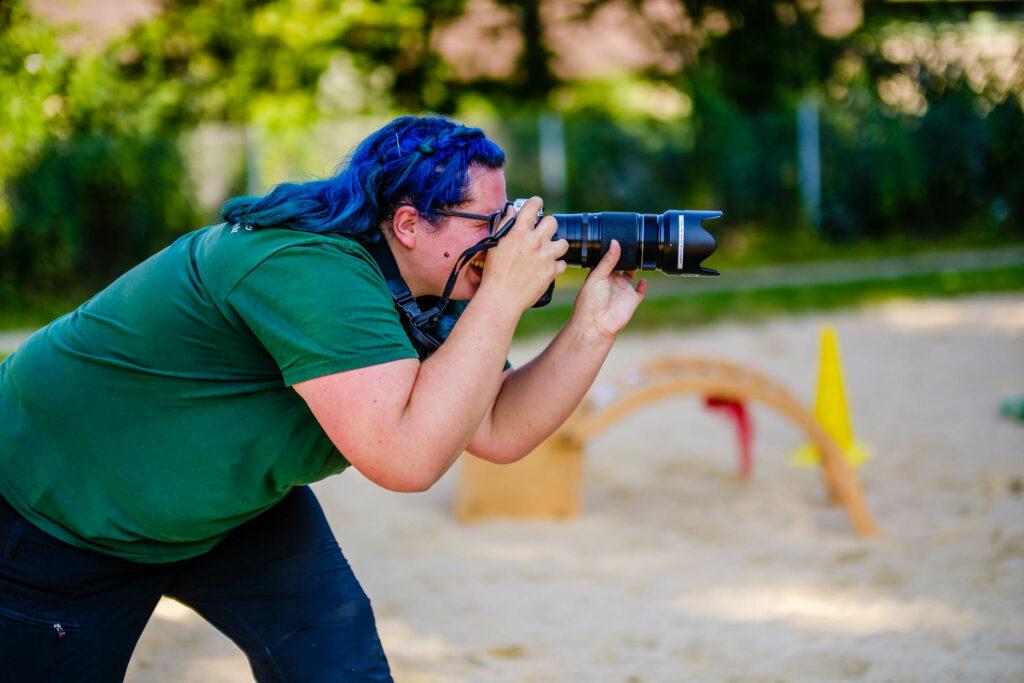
left=455, top=357, right=878, bottom=536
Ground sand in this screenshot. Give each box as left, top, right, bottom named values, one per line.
left=111, top=293, right=1023, bottom=681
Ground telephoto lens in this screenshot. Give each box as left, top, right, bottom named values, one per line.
left=512, top=200, right=720, bottom=276
left=553, top=210, right=720, bottom=276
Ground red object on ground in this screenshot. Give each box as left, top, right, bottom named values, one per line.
left=704, top=397, right=754, bottom=478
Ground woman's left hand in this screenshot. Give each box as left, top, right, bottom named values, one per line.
left=571, top=239, right=647, bottom=341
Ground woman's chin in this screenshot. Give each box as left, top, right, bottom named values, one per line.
left=458, top=266, right=484, bottom=298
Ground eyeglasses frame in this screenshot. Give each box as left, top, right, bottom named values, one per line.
left=434, top=201, right=514, bottom=236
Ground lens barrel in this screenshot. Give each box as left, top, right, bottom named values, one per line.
left=552, top=210, right=720, bottom=276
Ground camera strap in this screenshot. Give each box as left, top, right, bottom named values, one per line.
left=363, top=237, right=445, bottom=353
left=363, top=225, right=510, bottom=356
left=365, top=212, right=553, bottom=357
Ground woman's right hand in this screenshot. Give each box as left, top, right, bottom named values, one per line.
left=477, top=197, right=568, bottom=313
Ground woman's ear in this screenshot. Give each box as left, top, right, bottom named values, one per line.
left=390, top=206, right=420, bottom=249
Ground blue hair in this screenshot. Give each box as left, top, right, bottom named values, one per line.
left=221, top=115, right=506, bottom=242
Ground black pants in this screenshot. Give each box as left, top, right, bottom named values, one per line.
left=0, top=486, right=392, bottom=682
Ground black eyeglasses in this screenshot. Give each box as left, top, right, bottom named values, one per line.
left=434, top=201, right=514, bottom=235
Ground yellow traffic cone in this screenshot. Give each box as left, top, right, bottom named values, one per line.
left=791, top=325, right=870, bottom=468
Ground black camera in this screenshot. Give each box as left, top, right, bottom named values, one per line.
left=378, top=200, right=723, bottom=354
left=513, top=199, right=720, bottom=276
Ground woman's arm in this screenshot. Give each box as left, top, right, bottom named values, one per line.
left=466, top=240, right=647, bottom=463
left=294, top=199, right=568, bottom=493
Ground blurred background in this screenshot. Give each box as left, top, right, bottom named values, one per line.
left=1, top=0, right=1023, bottom=332
left=2, top=4, right=1023, bottom=680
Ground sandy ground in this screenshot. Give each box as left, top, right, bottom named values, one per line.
left=98, top=293, right=1022, bottom=681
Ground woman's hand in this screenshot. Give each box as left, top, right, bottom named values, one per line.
left=478, top=197, right=568, bottom=313
left=571, top=239, right=647, bottom=341
left=465, top=239, right=647, bottom=464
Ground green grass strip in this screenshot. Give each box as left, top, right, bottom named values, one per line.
left=514, top=265, right=1024, bottom=339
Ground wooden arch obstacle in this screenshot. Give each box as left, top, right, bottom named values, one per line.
left=455, top=357, right=879, bottom=536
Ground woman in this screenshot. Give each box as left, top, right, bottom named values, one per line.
left=0, top=115, right=646, bottom=681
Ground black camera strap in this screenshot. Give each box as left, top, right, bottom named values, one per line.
left=363, top=237, right=445, bottom=353
left=363, top=223, right=510, bottom=355
left=365, top=212, right=553, bottom=357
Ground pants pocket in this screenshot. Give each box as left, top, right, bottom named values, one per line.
left=0, top=603, right=84, bottom=641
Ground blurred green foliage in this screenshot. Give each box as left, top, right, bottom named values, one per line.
left=494, top=90, right=1022, bottom=251
left=0, top=0, right=1022, bottom=304
left=3, top=135, right=199, bottom=291
left=820, top=89, right=1024, bottom=242
left=0, top=0, right=455, bottom=296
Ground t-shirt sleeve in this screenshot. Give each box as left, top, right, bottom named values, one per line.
left=224, top=243, right=418, bottom=385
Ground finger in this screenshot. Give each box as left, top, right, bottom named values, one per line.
left=551, top=237, right=569, bottom=259
left=535, top=214, right=559, bottom=239
left=517, top=196, right=544, bottom=228
left=636, top=278, right=648, bottom=297
left=592, top=239, right=622, bottom=278
left=493, top=200, right=524, bottom=237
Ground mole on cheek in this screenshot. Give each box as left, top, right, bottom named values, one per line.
left=444, top=251, right=451, bottom=258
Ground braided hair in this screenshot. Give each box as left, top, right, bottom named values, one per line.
left=221, top=115, right=506, bottom=242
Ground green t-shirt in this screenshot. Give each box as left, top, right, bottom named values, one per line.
left=0, top=223, right=422, bottom=563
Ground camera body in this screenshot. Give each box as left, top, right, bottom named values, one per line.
left=513, top=199, right=720, bottom=276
